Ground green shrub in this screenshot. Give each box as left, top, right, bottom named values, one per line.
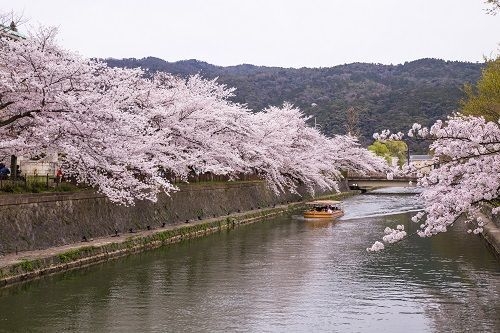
left=57, top=182, right=76, bottom=192
left=19, top=259, right=41, bottom=272
left=0, top=183, right=25, bottom=193
left=0, top=179, right=79, bottom=194
left=58, top=246, right=95, bottom=263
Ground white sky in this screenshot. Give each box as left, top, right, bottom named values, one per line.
left=2, top=0, right=499, bottom=68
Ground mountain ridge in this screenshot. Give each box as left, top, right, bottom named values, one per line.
left=106, top=57, right=483, bottom=153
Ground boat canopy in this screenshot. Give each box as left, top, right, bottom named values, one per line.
left=305, top=200, right=341, bottom=206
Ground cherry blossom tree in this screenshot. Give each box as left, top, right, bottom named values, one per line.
left=0, top=26, right=174, bottom=204
left=243, top=103, right=341, bottom=195
left=243, top=103, right=387, bottom=195
left=145, top=87, right=387, bottom=197
left=144, top=72, right=253, bottom=182
left=1, top=23, right=387, bottom=205
left=367, top=116, right=500, bottom=251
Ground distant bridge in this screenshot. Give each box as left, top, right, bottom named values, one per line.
left=347, top=172, right=418, bottom=192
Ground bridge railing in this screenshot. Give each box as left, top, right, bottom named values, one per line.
left=346, top=171, right=418, bottom=180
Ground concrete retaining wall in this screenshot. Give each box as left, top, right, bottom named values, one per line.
left=0, top=181, right=342, bottom=254
left=0, top=204, right=303, bottom=287
left=480, top=204, right=500, bottom=257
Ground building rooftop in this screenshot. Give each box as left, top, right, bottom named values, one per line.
left=0, top=22, right=25, bottom=40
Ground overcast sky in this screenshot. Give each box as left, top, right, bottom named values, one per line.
left=2, top=0, right=499, bottom=68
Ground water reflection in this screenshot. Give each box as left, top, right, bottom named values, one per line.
left=0, top=191, right=498, bottom=332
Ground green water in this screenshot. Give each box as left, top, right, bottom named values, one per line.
left=0, top=192, right=498, bottom=332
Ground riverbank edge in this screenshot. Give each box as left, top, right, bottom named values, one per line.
left=0, top=191, right=356, bottom=288
left=479, top=205, right=500, bottom=258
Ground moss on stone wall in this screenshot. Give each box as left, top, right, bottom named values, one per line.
left=0, top=181, right=342, bottom=254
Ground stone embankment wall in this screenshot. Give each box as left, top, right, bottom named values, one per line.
left=0, top=181, right=342, bottom=254
left=0, top=204, right=305, bottom=287
left=480, top=204, right=500, bottom=256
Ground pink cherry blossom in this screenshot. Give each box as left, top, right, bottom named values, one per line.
left=369, top=115, right=500, bottom=251
left=1, top=26, right=387, bottom=205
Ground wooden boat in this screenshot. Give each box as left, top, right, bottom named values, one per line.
left=303, top=200, right=344, bottom=219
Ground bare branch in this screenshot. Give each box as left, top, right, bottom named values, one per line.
left=484, top=0, right=500, bottom=15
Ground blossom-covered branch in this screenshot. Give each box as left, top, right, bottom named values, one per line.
left=368, top=116, right=500, bottom=251
left=1, top=25, right=387, bottom=205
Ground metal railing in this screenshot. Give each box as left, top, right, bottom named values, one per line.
left=0, top=171, right=263, bottom=193
left=346, top=171, right=418, bottom=180
left=0, top=174, right=66, bottom=192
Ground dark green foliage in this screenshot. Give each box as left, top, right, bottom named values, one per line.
left=56, top=182, right=76, bottom=192
left=0, top=180, right=78, bottom=194
left=58, top=246, right=96, bottom=263
left=0, top=183, right=24, bottom=193
left=0, top=181, right=46, bottom=193
left=18, top=259, right=42, bottom=272
left=489, top=198, right=500, bottom=207
left=106, top=57, right=483, bottom=153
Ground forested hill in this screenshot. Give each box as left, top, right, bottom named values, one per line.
left=106, top=57, right=483, bottom=152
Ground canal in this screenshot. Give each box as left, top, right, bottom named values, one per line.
left=0, top=190, right=498, bottom=332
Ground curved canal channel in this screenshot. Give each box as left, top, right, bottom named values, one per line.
left=0, top=189, right=498, bottom=332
